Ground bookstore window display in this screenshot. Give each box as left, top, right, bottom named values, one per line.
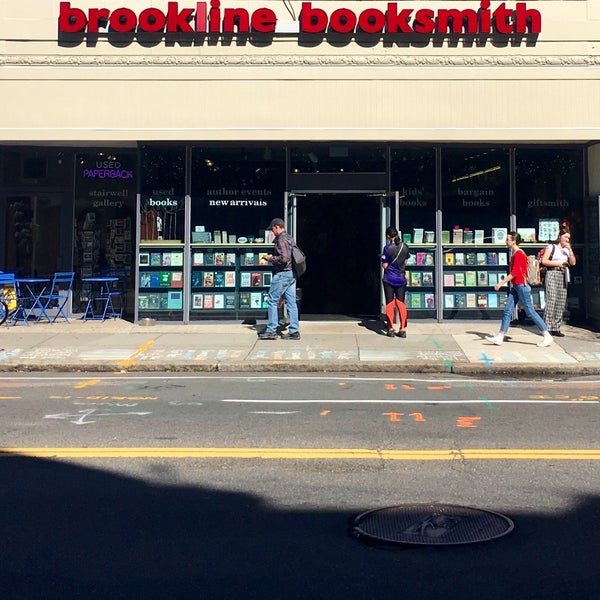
left=390, top=147, right=437, bottom=314
left=138, top=146, right=187, bottom=320
left=189, top=240, right=273, bottom=318
left=188, top=144, right=286, bottom=320
left=515, top=147, right=585, bottom=319
left=440, top=148, right=512, bottom=317
left=138, top=243, right=185, bottom=317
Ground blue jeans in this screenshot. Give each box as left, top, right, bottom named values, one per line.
left=266, top=270, right=299, bottom=334
left=500, top=284, right=548, bottom=334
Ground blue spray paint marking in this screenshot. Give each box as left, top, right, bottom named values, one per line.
left=444, top=359, right=452, bottom=372
left=480, top=353, right=494, bottom=369
left=425, top=336, right=442, bottom=349
left=480, top=396, right=500, bottom=411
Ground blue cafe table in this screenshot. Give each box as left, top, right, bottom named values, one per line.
left=15, top=277, right=51, bottom=324
left=81, top=277, right=122, bottom=321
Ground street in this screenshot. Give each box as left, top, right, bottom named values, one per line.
left=0, top=373, right=598, bottom=599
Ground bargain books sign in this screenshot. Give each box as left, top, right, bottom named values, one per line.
left=58, top=2, right=542, bottom=37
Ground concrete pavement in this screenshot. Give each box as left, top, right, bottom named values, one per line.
left=1, top=317, right=600, bottom=375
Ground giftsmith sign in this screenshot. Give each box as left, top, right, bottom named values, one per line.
left=58, top=1, right=542, bottom=36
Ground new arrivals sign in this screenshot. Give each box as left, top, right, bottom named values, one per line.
left=58, top=1, right=542, bottom=37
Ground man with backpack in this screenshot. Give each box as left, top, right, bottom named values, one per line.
left=258, top=218, right=300, bottom=340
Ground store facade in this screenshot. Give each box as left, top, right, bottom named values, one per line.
left=1, top=1, right=599, bottom=323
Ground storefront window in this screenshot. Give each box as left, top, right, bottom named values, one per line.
left=190, top=144, right=286, bottom=241
left=140, top=145, right=186, bottom=241
left=441, top=147, right=510, bottom=240
left=515, top=147, right=584, bottom=242
left=75, top=150, right=137, bottom=278
left=390, top=146, right=436, bottom=237
left=290, top=143, right=386, bottom=174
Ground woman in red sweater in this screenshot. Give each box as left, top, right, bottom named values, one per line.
left=486, top=231, right=553, bottom=347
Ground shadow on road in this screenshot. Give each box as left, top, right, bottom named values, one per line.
left=0, top=454, right=597, bottom=599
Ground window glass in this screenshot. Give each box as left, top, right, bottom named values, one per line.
left=191, top=144, right=286, bottom=241
left=75, top=150, right=137, bottom=279
left=290, top=143, right=386, bottom=174
left=516, top=147, right=584, bottom=242
left=390, top=146, right=436, bottom=236
left=442, top=147, right=510, bottom=240
left=140, top=145, right=186, bottom=241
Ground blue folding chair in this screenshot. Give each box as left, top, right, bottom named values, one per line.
left=37, top=272, right=75, bottom=323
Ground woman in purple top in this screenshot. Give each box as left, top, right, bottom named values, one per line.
left=381, top=226, right=410, bottom=337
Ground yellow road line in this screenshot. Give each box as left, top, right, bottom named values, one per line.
left=1, top=448, right=599, bottom=460
left=73, top=379, right=102, bottom=389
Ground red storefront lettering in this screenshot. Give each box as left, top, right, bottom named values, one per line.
left=58, top=1, right=542, bottom=36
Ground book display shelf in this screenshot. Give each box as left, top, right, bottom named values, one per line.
left=138, top=241, right=185, bottom=320
left=190, top=243, right=272, bottom=319
left=441, top=243, right=510, bottom=316
left=401, top=226, right=550, bottom=319
left=405, top=245, right=436, bottom=315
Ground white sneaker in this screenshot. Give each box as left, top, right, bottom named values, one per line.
left=485, top=333, right=504, bottom=345
left=537, top=333, right=553, bottom=347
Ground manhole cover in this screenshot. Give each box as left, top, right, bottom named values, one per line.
left=353, top=503, right=514, bottom=546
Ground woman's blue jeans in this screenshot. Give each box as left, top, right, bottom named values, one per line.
left=266, top=270, right=299, bottom=334
left=500, top=283, right=548, bottom=334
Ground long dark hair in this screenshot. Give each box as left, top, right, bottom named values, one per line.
left=386, top=226, right=400, bottom=245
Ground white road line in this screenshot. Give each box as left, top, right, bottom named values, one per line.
left=222, top=399, right=598, bottom=404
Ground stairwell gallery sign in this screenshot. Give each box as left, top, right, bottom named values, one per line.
left=58, top=2, right=542, bottom=37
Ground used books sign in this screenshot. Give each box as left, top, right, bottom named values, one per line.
left=58, top=1, right=542, bottom=38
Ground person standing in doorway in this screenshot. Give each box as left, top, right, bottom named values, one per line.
left=258, top=218, right=300, bottom=340
left=486, top=231, right=553, bottom=347
left=381, top=226, right=410, bottom=337
left=541, top=228, right=576, bottom=337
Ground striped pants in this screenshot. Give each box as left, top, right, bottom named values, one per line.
left=543, top=269, right=568, bottom=331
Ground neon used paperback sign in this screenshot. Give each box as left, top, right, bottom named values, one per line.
left=59, top=2, right=542, bottom=36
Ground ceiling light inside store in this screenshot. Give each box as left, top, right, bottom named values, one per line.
left=452, top=165, right=501, bottom=183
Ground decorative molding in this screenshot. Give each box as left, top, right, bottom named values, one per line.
left=1, top=54, right=599, bottom=67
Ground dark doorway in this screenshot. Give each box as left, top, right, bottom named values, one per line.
left=295, top=193, right=381, bottom=317
left=4, top=194, right=71, bottom=277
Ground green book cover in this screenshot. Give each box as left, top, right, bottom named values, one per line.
left=159, top=271, right=172, bottom=287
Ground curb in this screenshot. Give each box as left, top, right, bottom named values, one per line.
left=1, top=360, right=599, bottom=375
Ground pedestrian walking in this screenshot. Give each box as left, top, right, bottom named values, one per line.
left=541, top=228, right=576, bottom=337
left=381, top=226, right=410, bottom=337
left=486, top=231, right=553, bottom=347
left=258, top=218, right=300, bottom=340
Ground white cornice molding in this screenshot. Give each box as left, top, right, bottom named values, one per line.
left=1, top=54, right=600, bottom=67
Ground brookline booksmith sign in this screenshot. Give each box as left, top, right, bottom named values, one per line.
left=58, top=1, right=542, bottom=38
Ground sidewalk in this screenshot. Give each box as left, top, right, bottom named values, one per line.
left=1, top=318, right=600, bottom=375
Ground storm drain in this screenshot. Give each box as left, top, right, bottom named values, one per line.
left=353, top=503, right=514, bottom=546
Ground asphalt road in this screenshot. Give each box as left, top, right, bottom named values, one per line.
left=0, top=373, right=598, bottom=599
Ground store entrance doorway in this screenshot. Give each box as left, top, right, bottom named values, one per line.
left=292, top=193, right=384, bottom=318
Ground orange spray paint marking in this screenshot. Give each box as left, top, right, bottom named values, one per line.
left=320, top=410, right=331, bottom=416
left=385, top=384, right=397, bottom=391
left=402, top=384, right=414, bottom=390
left=457, top=416, right=481, bottom=428
left=338, top=382, right=346, bottom=387
left=383, top=412, right=404, bottom=422
left=427, top=385, right=450, bottom=391
left=409, top=412, right=425, bottom=422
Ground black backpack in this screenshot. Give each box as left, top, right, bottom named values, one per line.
left=291, top=243, right=307, bottom=278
